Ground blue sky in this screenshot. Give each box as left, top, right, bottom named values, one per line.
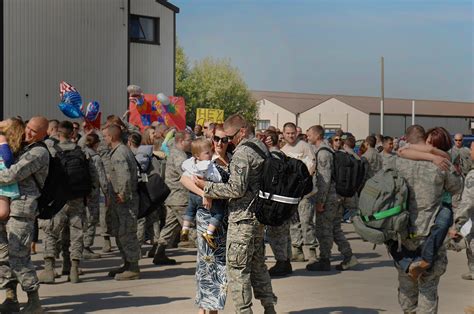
left=173, top=0, right=473, bottom=102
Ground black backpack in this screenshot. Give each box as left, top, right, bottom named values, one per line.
left=317, top=148, right=367, bottom=198
left=243, top=142, right=313, bottom=226
left=56, top=146, right=92, bottom=200
left=28, top=142, right=68, bottom=219
left=136, top=157, right=171, bottom=219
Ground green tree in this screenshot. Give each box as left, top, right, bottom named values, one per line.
left=176, top=48, right=257, bottom=126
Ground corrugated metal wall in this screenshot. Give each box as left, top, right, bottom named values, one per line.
left=369, top=114, right=472, bottom=136
left=3, top=0, right=129, bottom=120
left=130, top=0, right=174, bottom=97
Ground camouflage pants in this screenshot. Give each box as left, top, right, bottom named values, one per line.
left=267, top=221, right=291, bottom=262
left=466, top=211, right=474, bottom=275
left=108, top=199, right=140, bottom=263
left=227, top=220, right=277, bottom=313
left=289, top=198, right=318, bottom=249
left=0, top=217, right=39, bottom=292
left=137, top=210, right=162, bottom=245
left=84, top=191, right=100, bottom=248
left=100, top=191, right=111, bottom=237
left=158, top=205, right=185, bottom=247
left=315, top=202, right=353, bottom=260
left=397, top=249, right=447, bottom=314
left=42, top=200, right=85, bottom=261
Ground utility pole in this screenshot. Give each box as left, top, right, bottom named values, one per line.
left=380, top=56, right=384, bottom=134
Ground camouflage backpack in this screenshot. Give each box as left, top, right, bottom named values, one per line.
left=352, top=168, right=409, bottom=244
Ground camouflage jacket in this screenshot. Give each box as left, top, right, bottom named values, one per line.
left=0, top=142, right=49, bottom=218
left=313, top=143, right=338, bottom=205
left=204, top=137, right=266, bottom=223
left=362, top=147, right=383, bottom=177
left=395, top=158, right=462, bottom=237
left=450, top=146, right=473, bottom=176
left=109, top=143, right=139, bottom=203
left=164, top=147, right=188, bottom=206
left=382, top=152, right=397, bottom=171
left=84, top=146, right=109, bottom=195
left=453, top=170, right=474, bottom=231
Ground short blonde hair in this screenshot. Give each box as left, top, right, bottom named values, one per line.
left=191, top=138, right=212, bottom=158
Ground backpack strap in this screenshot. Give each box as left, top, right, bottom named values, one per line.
left=241, top=141, right=269, bottom=159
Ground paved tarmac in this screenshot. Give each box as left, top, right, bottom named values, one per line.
left=12, top=225, right=473, bottom=313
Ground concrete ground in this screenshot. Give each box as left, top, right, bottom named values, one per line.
left=11, top=225, right=473, bottom=313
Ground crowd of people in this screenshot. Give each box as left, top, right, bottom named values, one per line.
left=0, top=106, right=471, bottom=314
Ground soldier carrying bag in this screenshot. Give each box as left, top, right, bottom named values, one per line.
left=242, top=142, right=313, bottom=226
left=352, top=168, right=409, bottom=245
left=135, top=158, right=170, bottom=219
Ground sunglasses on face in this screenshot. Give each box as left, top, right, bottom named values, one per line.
left=454, top=139, right=463, bottom=142
left=227, top=129, right=240, bottom=141
left=333, top=138, right=340, bottom=142
left=213, top=135, right=229, bottom=144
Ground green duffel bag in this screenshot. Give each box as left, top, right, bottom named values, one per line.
left=353, top=168, right=409, bottom=244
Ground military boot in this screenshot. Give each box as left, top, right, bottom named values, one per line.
left=0, top=282, right=20, bottom=313
left=19, top=291, right=43, bottom=314
left=102, top=236, right=112, bottom=253
left=69, top=260, right=80, bottom=283
left=38, top=258, right=55, bottom=284
left=83, top=247, right=101, bottom=260
left=335, top=255, right=359, bottom=271
left=114, top=262, right=140, bottom=281
left=268, top=260, right=293, bottom=277
left=403, top=312, right=416, bottom=314
left=153, top=244, right=177, bottom=265
left=264, top=305, right=277, bottom=314
left=291, top=246, right=306, bottom=262
left=306, top=258, right=331, bottom=271
left=461, top=272, right=474, bottom=280
left=147, top=243, right=158, bottom=258
left=107, top=261, right=130, bottom=277
left=61, top=258, right=71, bottom=276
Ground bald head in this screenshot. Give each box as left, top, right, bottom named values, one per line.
left=454, top=133, right=464, bottom=148
left=25, top=116, right=49, bottom=143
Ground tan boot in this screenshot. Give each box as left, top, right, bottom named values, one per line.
left=38, top=257, right=55, bottom=284
left=20, top=291, right=43, bottom=313
left=69, top=259, right=80, bottom=283
left=102, top=236, right=112, bottom=253
left=107, top=261, right=129, bottom=277
left=114, top=262, right=140, bottom=281
left=0, top=282, right=20, bottom=313
left=291, top=246, right=306, bottom=262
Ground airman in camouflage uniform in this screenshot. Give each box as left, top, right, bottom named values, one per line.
left=152, top=131, right=191, bottom=265
left=394, top=125, right=462, bottom=314
left=83, top=141, right=109, bottom=259
left=200, top=114, right=277, bottom=314
left=363, top=135, right=383, bottom=178
left=39, top=121, right=97, bottom=284
left=306, top=125, right=357, bottom=271
left=450, top=133, right=473, bottom=176
left=451, top=143, right=474, bottom=281
left=104, top=125, right=141, bottom=281
left=0, top=116, right=49, bottom=313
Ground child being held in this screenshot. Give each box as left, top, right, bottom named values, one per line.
left=180, top=139, right=227, bottom=249
left=0, top=118, right=23, bottom=220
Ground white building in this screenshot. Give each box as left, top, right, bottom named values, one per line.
left=1, top=0, right=179, bottom=120
left=253, top=90, right=474, bottom=139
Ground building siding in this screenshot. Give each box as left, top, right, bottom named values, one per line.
left=257, top=99, right=296, bottom=129
left=299, top=98, right=370, bottom=139
left=129, top=0, right=174, bottom=97
left=3, top=0, right=128, bottom=120
left=369, top=114, right=472, bottom=136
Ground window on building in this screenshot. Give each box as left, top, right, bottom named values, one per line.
left=257, top=120, right=271, bottom=130
left=130, top=15, right=160, bottom=44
